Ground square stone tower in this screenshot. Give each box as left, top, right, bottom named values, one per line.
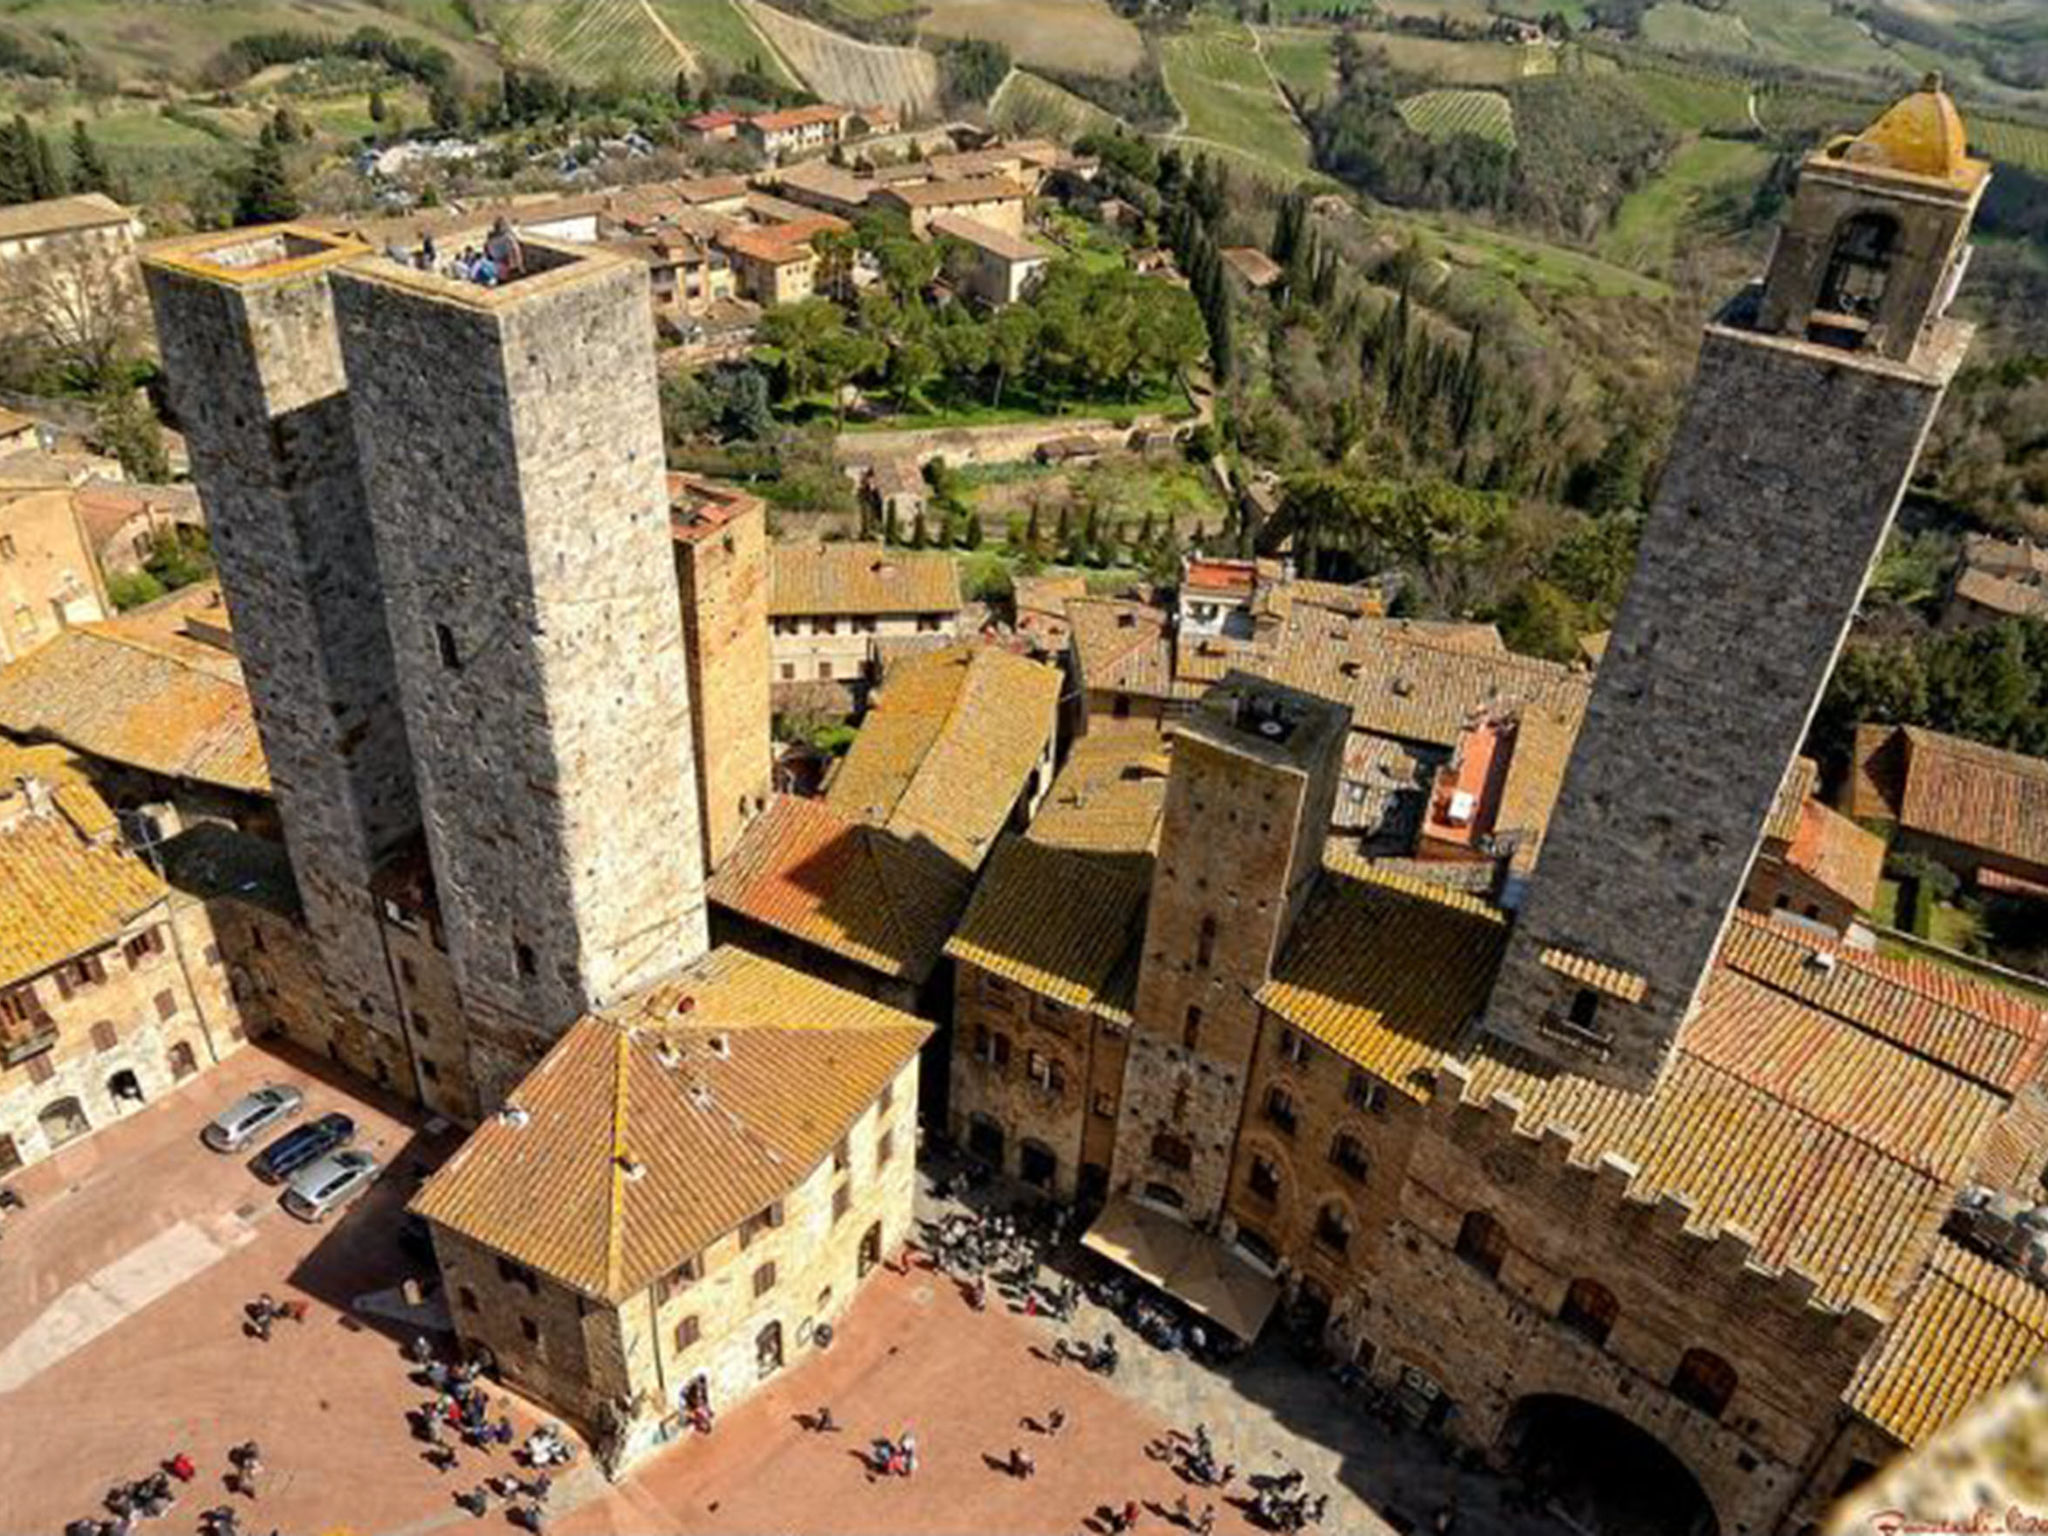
left=1485, top=78, right=1989, bottom=1091
left=1111, top=673, right=1349, bottom=1224
left=328, top=242, right=708, bottom=1106
left=670, top=473, right=772, bottom=873
left=142, top=228, right=422, bottom=1036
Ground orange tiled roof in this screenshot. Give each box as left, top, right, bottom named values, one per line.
left=1030, top=732, right=1171, bottom=857
left=1786, top=797, right=1886, bottom=910
left=1848, top=1240, right=2048, bottom=1447
left=1764, top=757, right=1821, bottom=846
left=0, top=622, right=267, bottom=795
left=946, top=833, right=1149, bottom=1020
left=825, top=643, right=1059, bottom=870
left=1894, top=726, right=2048, bottom=873
left=0, top=773, right=163, bottom=985
left=410, top=945, right=928, bottom=1303
left=1068, top=597, right=1194, bottom=703
left=770, top=542, right=961, bottom=619
left=708, top=794, right=973, bottom=984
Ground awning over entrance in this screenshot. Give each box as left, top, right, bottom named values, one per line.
left=1081, top=1196, right=1281, bottom=1342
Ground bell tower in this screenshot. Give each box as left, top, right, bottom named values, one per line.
left=1483, top=79, right=1989, bottom=1090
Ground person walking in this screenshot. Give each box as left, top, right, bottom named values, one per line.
left=900, top=1431, right=918, bottom=1476
left=229, top=1443, right=261, bottom=1501
left=814, top=1405, right=836, bottom=1433
left=1046, top=1406, right=1066, bottom=1436
left=166, top=1453, right=196, bottom=1484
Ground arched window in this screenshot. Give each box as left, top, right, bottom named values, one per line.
left=1818, top=212, right=1899, bottom=322
left=1671, top=1347, right=1738, bottom=1419
left=1454, top=1210, right=1507, bottom=1279
left=1313, top=1203, right=1351, bottom=1257
left=1264, top=1085, right=1298, bottom=1135
left=1329, top=1131, right=1369, bottom=1182
left=1247, top=1153, right=1281, bottom=1203
left=1196, top=914, right=1218, bottom=968
left=1559, top=1277, right=1618, bottom=1347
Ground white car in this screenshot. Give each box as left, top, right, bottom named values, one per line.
left=202, top=1085, right=305, bottom=1152
left=281, top=1149, right=380, bottom=1223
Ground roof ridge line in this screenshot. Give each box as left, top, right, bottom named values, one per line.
left=607, top=1029, right=632, bottom=1296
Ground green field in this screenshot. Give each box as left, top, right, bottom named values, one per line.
left=1620, top=67, right=1754, bottom=135
left=990, top=69, right=1123, bottom=140
left=1162, top=19, right=1312, bottom=181
left=1640, top=2, right=1754, bottom=54
left=1366, top=34, right=1544, bottom=86
left=1397, top=88, right=1516, bottom=148
left=492, top=0, right=782, bottom=85
left=1973, top=115, right=2048, bottom=174
left=1258, top=28, right=1337, bottom=106
left=1598, top=136, right=1772, bottom=272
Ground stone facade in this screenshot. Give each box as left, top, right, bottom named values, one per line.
left=0, top=483, right=107, bottom=663
left=948, top=963, right=1125, bottom=1203
left=1110, top=676, right=1348, bottom=1223
left=142, top=230, right=422, bottom=1052
left=671, top=477, right=772, bottom=874
left=0, top=894, right=246, bottom=1174
left=434, top=1058, right=919, bottom=1461
left=329, top=244, right=709, bottom=1082
left=770, top=611, right=959, bottom=699
left=1484, top=145, right=1983, bottom=1092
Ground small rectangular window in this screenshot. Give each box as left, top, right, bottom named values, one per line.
left=421, top=1058, right=440, bottom=1081
left=435, top=623, right=462, bottom=670
left=90, top=1019, right=117, bottom=1051
left=833, top=1182, right=851, bottom=1222
left=877, top=1128, right=894, bottom=1166
left=674, top=1315, right=700, bottom=1351
left=515, top=941, right=537, bottom=979
left=753, top=1261, right=777, bottom=1297
left=519, top=1316, right=540, bottom=1344
left=458, top=1286, right=478, bottom=1313
left=155, top=989, right=177, bottom=1021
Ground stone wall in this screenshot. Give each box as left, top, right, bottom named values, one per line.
left=1488, top=321, right=1957, bottom=1091
left=329, top=250, right=708, bottom=1055
left=381, top=912, right=477, bottom=1123
left=144, top=236, right=422, bottom=1045
left=949, top=962, right=1100, bottom=1201
left=674, top=497, right=773, bottom=873
left=433, top=1227, right=617, bottom=1422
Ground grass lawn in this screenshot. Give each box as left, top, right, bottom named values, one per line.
left=1598, top=136, right=1772, bottom=273
left=1640, top=1, right=1754, bottom=55
left=1257, top=28, right=1338, bottom=106
left=1620, top=67, right=1755, bottom=135
left=991, top=70, right=1124, bottom=139
left=786, top=376, right=1195, bottom=433
left=1393, top=209, right=1670, bottom=301
left=1040, top=208, right=1128, bottom=273
left=1162, top=18, right=1312, bottom=180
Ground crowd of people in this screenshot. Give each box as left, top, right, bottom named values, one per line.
left=64, top=1445, right=272, bottom=1536
left=381, top=218, right=528, bottom=289
left=402, top=1334, right=568, bottom=1528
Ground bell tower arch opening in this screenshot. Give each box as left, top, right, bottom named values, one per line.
left=1503, top=1395, right=1718, bottom=1536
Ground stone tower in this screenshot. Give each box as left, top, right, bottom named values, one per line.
left=1485, top=79, right=1989, bottom=1091
left=328, top=242, right=708, bottom=1106
left=1112, top=673, right=1349, bottom=1224
left=670, top=473, right=772, bottom=873
left=142, top=228, right=421, bottom=1038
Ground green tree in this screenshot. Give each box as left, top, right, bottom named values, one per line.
left=369, top=86, right=388, bottom=123
left=985, top=304, right=1038, bottom=407
left=68, top=121, right=115, bottom=197
left=94, top=387, right=170, bottom=483
left=758, top=297, right=848, bottom=401
left=233, top=123, right=301, bottom=225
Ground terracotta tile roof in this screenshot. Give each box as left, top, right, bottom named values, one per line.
left=1067, top=598, right=1194, bottom=703
left=827, top=644, right=1057, bottom=868
left=1721, top=913, right=2048, bottom=1095
left=1951, top=566, right=2048, bottom=620
left=1538, top=946, right=1648, bottom=1004
left=1029, top=733, right=1172, bottom=856
left=1493, top=697, right=1585, bottom=874
left=1241, top=612, right=1587, bottom=752
left=749, top=105, right=850, bottom=135
left=1846, top=722, right=1907, bottom=823
left=1185, top=559, right=1257, bottom=595
left=718, top=228, right=815, bottom=266
left=875, top=176, right=1028, bottom=208
left=946, top=834, right=1149, bottom=1019
left=770, top=542, right=961, bottom=619
left=0, top=192, right=133, bottom=242
left=708, top=794, right=973, bottom=984
left=1220, top=246, right=1283, bottom=288
left=1786, top=797, right=1886, bottom=910
left=1849, top=1240, right=2048, bottom=1447
left=0, top=779, right=163, bottom=985
left=0, top=623, right=267, bottom=795
left=1895, top=726, right=2048, bottom=873
left=1764, top=758, right=1821, bottom=846
left=410, top=946, right=928, bottom=1302
left=0, top=737, right=116, bottom=838
left=1258, top=859, right=1507, bottom=1102
left=928, top=213, right=1048, bottom=263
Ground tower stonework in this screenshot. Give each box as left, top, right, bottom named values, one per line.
left=1486, top=81, right=1989, bottom=1090
left=1111, top=674, right=1348, bottom=1225
left=329, top=244, right=708, bottom=1107
left=142, top=229, right=421, bottom=1039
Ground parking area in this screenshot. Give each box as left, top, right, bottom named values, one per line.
left=0, top=1047, right=1529, bottom=1536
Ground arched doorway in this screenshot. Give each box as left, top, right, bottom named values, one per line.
left=756, top=1320, right=784, bottom=1379
left=1502, top=1395, right=1718, bottom=1536
left=167, top=1042, right=198, bottom=1080
left=107, top=1069, right=145, bottom=1107
left=858, top=1220, right=882, bottom=1278
left=37, top=1096, right=89, bottom=1149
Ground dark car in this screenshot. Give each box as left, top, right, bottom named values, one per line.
left=252, top=1112, right=356, bottom=1185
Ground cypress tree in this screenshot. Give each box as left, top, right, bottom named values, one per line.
left=234, top=123, right=301, bottom=226
left=0, top=119, right=33, bottom=205
left=69, top=120, right=114, bottom=198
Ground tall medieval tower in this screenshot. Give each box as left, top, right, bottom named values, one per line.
left=1485, top=79, right=1988, bottom=1090
left=143, top=229, right=422, bottom=1040
left=327, top=244, right=709, bottom=1106
left=1112, top=674, right=1349, bottom=1224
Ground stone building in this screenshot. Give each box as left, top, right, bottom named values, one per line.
left=670, top=473, right=772, bottom=875
left=741, top=105, right=851, bottom=162
left=0, top=741, right=250, bottom=1174
left=0, top=476, right=108, bottom=662
left=945, top=731, right=1170, bottom=1203
left=1108, top=673, right=1349, bottom=1225
left=1738, top=758, right=1884, bottom=937
left=1484, top=80, right=1987, bottom=1092
left=871, top=177, right=1028, bottom=240
left=929, top=214, right=1048, bottom=308
left=1845, top=722, right=2048, bottom=897
left=327, top=236, right=709, bottom=1112
left=767, top=542, right=962, bottom=711
left=143, top=227, right=425, bottom=1075
left=410, top=946, right=926, bottom=1469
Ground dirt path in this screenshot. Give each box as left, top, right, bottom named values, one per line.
left=639, top=0, right=698, bottom=74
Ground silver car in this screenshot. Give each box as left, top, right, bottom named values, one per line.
left=202, top=1084, right=305, bottom=1152
left=281, top=1148, right=379, bottom=1223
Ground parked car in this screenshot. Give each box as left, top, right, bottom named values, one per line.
left=202, top=1085, right=305, bottom=1152
left=282, top=1149, right=380, bottom=1223
left=252, top=1113, right=356, bottom=1185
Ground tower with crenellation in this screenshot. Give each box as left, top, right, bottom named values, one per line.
left=1484, top=77, right=1989, bottom=1090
